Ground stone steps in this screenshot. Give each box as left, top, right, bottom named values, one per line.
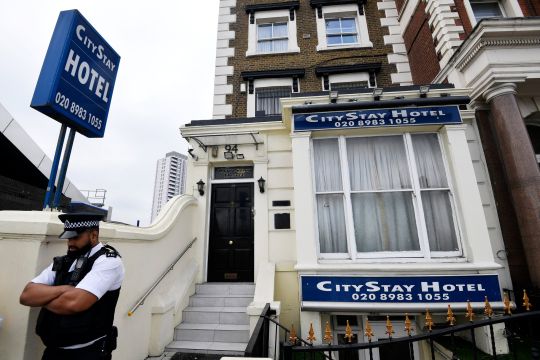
left=165, top=283, right=254, bottom=356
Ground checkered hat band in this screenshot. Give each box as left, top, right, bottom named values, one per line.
left=64, top=220, right=100, bottom=230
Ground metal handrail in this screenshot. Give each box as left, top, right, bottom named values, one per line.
left=127, top=237, right=197, bottom=316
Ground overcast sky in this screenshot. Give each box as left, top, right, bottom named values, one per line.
left=0, top=1, right=219, bottom=225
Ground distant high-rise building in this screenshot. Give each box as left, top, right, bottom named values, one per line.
left=150, top=151, right=187, bottom=222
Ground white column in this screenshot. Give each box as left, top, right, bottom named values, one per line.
left=291, top=133, right=318, bottom=267
left=254, top=159, right=269, bottom=279
left=439, top=124, right=495, bottom=263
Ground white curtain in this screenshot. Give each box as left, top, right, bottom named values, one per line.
left=351, top=192, right=419, bottom=251
left=347, top=136, right=411, bottom=190
left=314, top=139, right=342, bottom=192
left=346, top=136, right=419, bottom=252
left=314, top=139, right=347, bottom=253
left=255, top=87, right=291, bottom=115
left=317, top=194, right=348, bottom=253
left=412, top=134, right=457, bottom=251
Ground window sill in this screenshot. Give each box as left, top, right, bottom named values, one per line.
left=296, top=260, right=503, bottom=272
left=316, top=42, right=373, bottom=51
left=246, top=48, right=301, bottom=57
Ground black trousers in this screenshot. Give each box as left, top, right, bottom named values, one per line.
left=42, top=339, right=111, bottom=360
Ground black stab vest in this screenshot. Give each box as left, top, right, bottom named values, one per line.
left=36, top=245, right=121, bottom=348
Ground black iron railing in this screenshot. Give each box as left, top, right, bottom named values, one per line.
left=245, top=298, right=540, bottom=360
left=245, top=303, right=276, bottom=357
left=282, top=310, right=540, bottom=360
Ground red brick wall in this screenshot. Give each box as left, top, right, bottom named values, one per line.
left=453, top=0, right=473, bottom=36
left=403, top=2, right=440, bottom=84
left=518, top=0, right=540, bottom=16
left=395, top=0, right=406, bottom=13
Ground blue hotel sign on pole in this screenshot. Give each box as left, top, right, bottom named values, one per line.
left=301, top=275, right=502, bottom=304
left=31, top=9, right=120, bottom=138
left=293, top=105, right=462, bottom=132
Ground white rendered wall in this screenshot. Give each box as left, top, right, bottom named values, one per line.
left=0, top=195, right=200, bottom=360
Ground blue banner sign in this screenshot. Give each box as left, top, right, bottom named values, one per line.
left=301, top=275, right=501, bottom=304
left=31, top=10, right=120, bottom=138
left=293, top=105, right=462, bottom=132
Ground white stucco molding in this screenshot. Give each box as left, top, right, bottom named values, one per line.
left=483, top=82, right=517, bottom=102
left=435, top=18, right=540, bottom=100
left=0, top=195, right=198, bottom=242
left=378, top=0, right=413, bottom=85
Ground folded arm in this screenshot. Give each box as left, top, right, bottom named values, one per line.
left=44, top=288, right=98, bottom=315
left=19, top=283, right=73, bottom=307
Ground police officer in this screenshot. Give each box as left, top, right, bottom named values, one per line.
left=19, top=212, right=125, bottom=359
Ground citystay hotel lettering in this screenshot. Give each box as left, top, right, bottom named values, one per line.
left=301, top=275, right=502, bottom=304
left=293, top=105, right=462, bottom=132
left=31, top=10, right=120, bottom=138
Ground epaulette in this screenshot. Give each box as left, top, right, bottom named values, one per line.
left=103, top=244, right=121, bottom=258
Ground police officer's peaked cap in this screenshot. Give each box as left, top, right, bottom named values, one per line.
left=58, top=212, right=104, bottom=239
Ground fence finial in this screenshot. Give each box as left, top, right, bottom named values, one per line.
left=466, top=300, right=475, bottom=322
left=484, top=296, right=494, bottom=318
left=307, top=322, right=316, bottom=344
left=344, top=319, right=354, bottom=343
left=447, top=305, right=456, bottom=326
left=503, top=292, right=512, bottom=315
left=425, top=309, right=433, bottom=332
left=289, top=324, right=298, bottom=344
left=364, top=320, right=374, bottom=342
left=385, top=316, right=395, bottom=339
left=323, top=321, right=333, bottom=344
left=523, top=289, right=532, bottom=311
left=404, top=313, right=414, bottom=336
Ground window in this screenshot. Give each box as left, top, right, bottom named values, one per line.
left=257, top=22, right=288, bottom=53
left=330, top=81, right=369, bottom=90
left=246, top=76, right=300, bottom=117
left=470, top=0, right=503, bottom=21
left=325, top=17, right=358, bottom=46
left=313, top=133, right=460, bottom=259
left=246, top=8, right=300, bottom=56
left=315, top=4, right=372, bottom=50
left=255, top=86, right=292, bottom=116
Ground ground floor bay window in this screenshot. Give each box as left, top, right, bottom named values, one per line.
left=313, top=133, right=461, bottom=259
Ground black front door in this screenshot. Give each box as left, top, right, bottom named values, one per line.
left=208, top=183, right=254, bottom=282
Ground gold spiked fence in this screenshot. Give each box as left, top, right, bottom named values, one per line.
left=245, top=290, right=540, bottom=360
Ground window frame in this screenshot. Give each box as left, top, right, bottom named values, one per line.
left=326, top=72, right=375, bottom=91
left=247, top=78, right=297, bottom=117
left=325, top=17, right=359, bottom=46
left=469, top=0, right=505, bottom=22
left=255, top=85, right=293, bottom=116
left=246, top=9, right=300, bottom=56
left=311, top=132, right=463, bottom=261
left=256, top=22, right=289, bottom=53
left=315, top=4, right=372, bottom=51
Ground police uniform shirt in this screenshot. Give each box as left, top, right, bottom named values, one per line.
left=31, top=243, right=125, bottom=348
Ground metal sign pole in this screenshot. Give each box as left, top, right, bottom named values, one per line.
left=52, top=127, right=76, bottom=209
left=43, top=124, right=67, bottom=209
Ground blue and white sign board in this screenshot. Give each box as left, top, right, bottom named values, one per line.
left=31, top=10, right=120, bottom=138
left=301, top=275, right=502, bottom=310
left=293, top=105, right=462, bottom=132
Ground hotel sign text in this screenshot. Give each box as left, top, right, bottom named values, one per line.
left=301, top=275, right=502, bottom=304
left=293, top=105, right=462, bottom=132
left=31, top=10, right=120, bottom=138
